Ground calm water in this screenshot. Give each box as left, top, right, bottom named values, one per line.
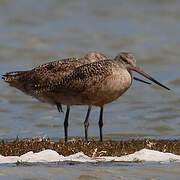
left=0, top=162, right=180, bottom=180
left=0, top=0, right=180, bottom=179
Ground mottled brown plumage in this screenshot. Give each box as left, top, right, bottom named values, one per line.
left=3, top=52, right=107, bottom=103
left=2, top=52, right=170, bottom=142
left=45, top=59, right=132, bottom=106
left=2, top=52, right=108, bottom=142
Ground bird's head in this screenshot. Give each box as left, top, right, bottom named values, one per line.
left=114, top=52, right=137, bottom=70
left=114, top=52, right=170, bottom=90
left=84, top=52, right=108, bottom=62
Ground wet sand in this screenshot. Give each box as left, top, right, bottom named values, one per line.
left=0, top=137, right=179, bottom=157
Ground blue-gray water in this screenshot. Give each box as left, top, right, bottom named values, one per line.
left=0, top=0, right=180, bottom=179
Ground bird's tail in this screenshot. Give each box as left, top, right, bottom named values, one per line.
left=2, top=71, right=27, bottom=82
left=2, top=70, right=30, bottom=92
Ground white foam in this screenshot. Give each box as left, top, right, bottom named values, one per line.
left=0, top=148, right=180, bottom=164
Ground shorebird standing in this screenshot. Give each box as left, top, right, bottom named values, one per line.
left=2, top=52, right=170, bottom=142
left=34, top=52, right=169, bottom=141
left=2, top=52, right=108, bottom=141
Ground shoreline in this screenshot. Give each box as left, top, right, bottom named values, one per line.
left=0, top=137, right=179, bottom=157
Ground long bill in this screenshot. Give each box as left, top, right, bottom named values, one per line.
left=133, top=77, right=151, bottom=85
left=132, top=67, right=170, bottom=90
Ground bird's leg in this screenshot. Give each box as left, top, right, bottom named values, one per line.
left=64, top=105, right=70, bottom=142
left=98, top=106, right=104, bottom=142
left=56, top=103, right=63, bottom=113
left=84, top=106, right=92, bottom=142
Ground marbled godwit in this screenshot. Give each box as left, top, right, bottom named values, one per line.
left=34, top=52, right=169, bottom=142
left=2, top=52, right=108, bottom=142
left=2, top=52, right=170, bottom=142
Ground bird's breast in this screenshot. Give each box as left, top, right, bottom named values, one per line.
left=76, top=70, right=132, bottom=106
left=90, top=68, right=132, bottom=106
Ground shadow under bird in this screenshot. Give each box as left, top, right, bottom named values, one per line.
left=2, top=52, right=170, bottom=142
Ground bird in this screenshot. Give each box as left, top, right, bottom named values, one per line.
left=31, top=52, right=169, bottom=142
left=2, top=52, right=170, bottom=142
left=2, top=52, right=108, bottom=142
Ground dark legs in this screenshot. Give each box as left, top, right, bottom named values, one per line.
left=64, top=105, right=70, bottom=142
left=56, top=104, right=104, bottom=142
left=56, top=103, right=63, bottom=113
left=56, top=104, right=70, bottom=142
left=84, top=105, right=104, bottom=142
left=98, top=106, right=104, bottom=142
left=84, top=106, right=92, bottom=142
